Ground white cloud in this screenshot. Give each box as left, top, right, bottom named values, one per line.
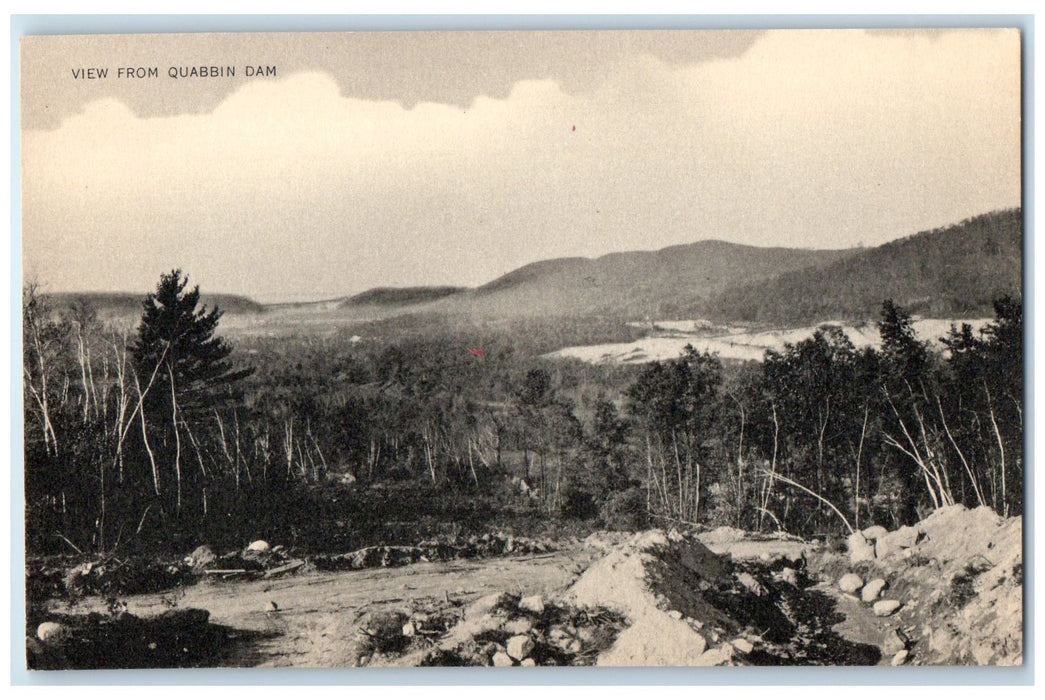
left=22, top=29, right=1021, bottom=301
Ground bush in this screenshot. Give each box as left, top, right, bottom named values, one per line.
left=599, top=487, right=648, bottom=530
left=560, top=486, right=598, bottom=520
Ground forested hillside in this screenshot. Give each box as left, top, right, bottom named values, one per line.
left=706, top=209, right=1022, bottom=324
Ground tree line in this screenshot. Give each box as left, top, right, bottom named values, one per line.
left=23, top=270, right=1022, bottom=556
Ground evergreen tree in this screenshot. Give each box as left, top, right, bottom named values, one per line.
left=132, top=269, right=252, bottom=414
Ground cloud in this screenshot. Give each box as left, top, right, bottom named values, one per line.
left=22, top=29, right=1021, bottom=301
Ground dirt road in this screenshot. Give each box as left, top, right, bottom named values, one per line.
left=64, top=546, right=596, bottom=667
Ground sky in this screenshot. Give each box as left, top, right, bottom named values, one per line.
left=21, top=28, right=1022, bottom=303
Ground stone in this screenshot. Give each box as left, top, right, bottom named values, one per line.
left=36, top=621, right=69, bottom=643
left=186, top=544, right=217, bottom=569
left=861, top=525, right=889, bottom=541
left=731, top=638, right=754, bottom=654
left=667, top=609, right=684, bottom=620
left=882, top=629, right=907, bottom=655
left=402, top=621, right=416, bottom=637
left=839, top=573, right=864, bottom=594
left=568, top=639, right=583, bottom=653
left=697, top=646, right=733, bottom=666
left=736, top=572, right=766, bottom=596
left=520, top=658, right=537, bottom=667
left=491, top=651, right=515, bottom=667
left=875, top=526, right=920, bottom=559
left=466, top=591, right=515, bottom=619
left=246, top=540, right=270, bottom=553
left=891, top=649, right=909, bottom=666
left=504, top=617, right=534, bottom=635
left=506, top=634, right=535, bottom=661
left=861, top=578, right=888, bottom=602
left=518, top=594, right=545, bottom=614
left=848, top=532, right=876, bottom=564
left=779, top=567, right=799, bottom=587
left=874, top=599, right=902, bottom=617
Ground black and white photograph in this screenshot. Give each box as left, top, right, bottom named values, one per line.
left=18, top=26, right=1024, bottom=671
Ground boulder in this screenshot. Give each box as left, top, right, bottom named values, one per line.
left=246, top=540, right=271, bottom=553
left=736, top=572, right=766, bottom=596
left=519, top=594, right=545, bottom=614
left=731, top=638, right=754, bottom=654
left=187, top=545, right=217, bottom=569
left=861, top=525, right=889, bottom=541
left=36, top=621, right=69, bottom=644
left=779, top=567, right=799, bottom=587
left=875, top=526, right=920, bottom=559
left=466, top=591, right=515, bottom=619
left=506, top=634, right=535, bottom=661
left=874, top=599, right=902, bottom=617
left=891, top=649, right=910, bottom=666
left=847, top=532, right=876, bottom=564
left=861, top=578, right=888, bottom=603
left=520, top=658, right=537, bottom=667
left=491, top=651, right=515, bottom=667
left=839, top=573, right=864, bottom=594
left=504, top=617, right=534, bottom=635
left=882, top=628, right=907, bottom=655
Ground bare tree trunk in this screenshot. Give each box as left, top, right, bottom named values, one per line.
left=854, top=405, right=869, bottom=529
left=983, top=381, right=1008, bottom=516
left=168, top=367, right=183, bottom=513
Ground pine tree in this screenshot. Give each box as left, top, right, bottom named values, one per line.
left=130, top=270, right=252, bottom=511
left=132, top=269, right=252, bottom=414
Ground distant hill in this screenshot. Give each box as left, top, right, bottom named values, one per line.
left=705, top=209, right=1023, bottom=324
left=342, top=286, right=467, bottom=307
left=44, top=291, right=265, bottom=317
left=430, top=240, right=855, bottom=319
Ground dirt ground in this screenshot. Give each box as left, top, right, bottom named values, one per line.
left=55, top=547, right=598, bottom=667
left=32, top=506, right=1022, bottom=669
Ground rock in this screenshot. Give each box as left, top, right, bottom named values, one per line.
left=848, top=532, right=876, bottom=564
left=466, top=591, right=515, bottom=619
left=875, top=526, right=920, bottom=559
left=861, top=578, right=888, bottom=602
left=567, top=639, right=583, bottom=653
left=504, top=617, right=534, bottom=635
left=63, top=562, right=93, bottom=592
left=839, top=573, right=864, bottom=594
left=36, top=621, right=69, bottom=643
left=861, top=525, right=889, bottom=541
left=520, top=658, right=537, bottom=667
left=402, top=621, right=416, bottom=637
left=518, top=594, right=545, bottom=614
left=891, top=649, right=909, bottom=666
left=736, top=572, right=766, bottom=596
left=779, top=567, right=799, bottom=587
left=491, top=651, right=515, bottom=667
left=667, top=610, right=684, bottom=620
left=506, top=634, right=535, bottom=661
left=186, top=545, right=217, bottom=569
left=246, top=540, right=270, bottom=553
left=697, top=645, right=733, bottom=666
left=874, top=599, right=902, bottom=617
left=731, top=638, right=754, bottom=654
left=882, top=629, right=907, bottom=655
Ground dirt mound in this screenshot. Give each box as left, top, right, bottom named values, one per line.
left=563, top=529, right=874, bottom=666
left=817, top=505, right=1022, bottom=666
left=312, top=533, right=556, bottom=572
left=27, top=607, right=267, bottom=669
